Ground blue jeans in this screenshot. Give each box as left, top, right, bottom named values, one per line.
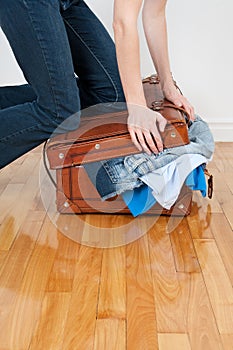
left=0, top=0, right=125, bottom=168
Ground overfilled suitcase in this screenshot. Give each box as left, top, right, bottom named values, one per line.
left=46, top=75, right=193, bottom=216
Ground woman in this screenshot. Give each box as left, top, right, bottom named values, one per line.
left=0, top=0, right=193, bottom=169
left=113, top=0, right=194, bottom=155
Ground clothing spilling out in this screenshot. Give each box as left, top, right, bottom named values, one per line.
left=84, top=114, right=214, bottom=216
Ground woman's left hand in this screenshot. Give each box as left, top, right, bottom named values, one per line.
left=163, top=84, right=195, bottom=121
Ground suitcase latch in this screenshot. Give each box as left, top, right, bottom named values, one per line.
left=151, top=100, right=164, bottom=111
left=149, top=74, right=160, bottom=84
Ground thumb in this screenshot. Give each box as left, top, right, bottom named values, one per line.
left=158, top=117, right=167, bottom=133
left=173, top=99, right=182, bottom=107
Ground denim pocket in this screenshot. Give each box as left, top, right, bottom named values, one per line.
left=124, top=153, right=158, bottom=176
left=102, top=158, right=137, bottom=184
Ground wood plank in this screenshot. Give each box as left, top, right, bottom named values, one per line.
left=0, top=217, right=57, bottom=350
left=0, top=182, right=7, bottom=196
left=126, top=234, right=158, bottom=350
left=194, top=239, right=233, bottom=334
left=97, top=245, right=126, bottom=319
left=80, top=214, right=131, bottom=249
left=0, top=219, right=44, bottom=346
left=220, top=334, right=233, bottom=350
left=213, top=143, right=233, bottom=171
left=148, top=218, right=190, bottom=332
left=187, top=199, right=213, bottom=239
left=192, top=190, right=223, bottom=215
left=215, top=191, right=233, bottom=230
left=148, top=218, right=223, bottom=349
left=0, top=183, right=24, bottom=224
left=0, top=220, right=42, bottom=287
left=24, top=210, right=46, bottom=223
left=9, top=153, right=39, bottom=184
left=169, top=218, right=200, bottom=273
left=46, top=232, right=80, bottom=292
left=188, top=272, right=224, bottom=350
left=223, top=171, right=233, bottom=193
left=158, top=333, right=191, bottom=350
left=0, top=161, right=20, bottom=185
left=93, top=319, right=126, bottom=350
left=0, top=162, right=41, bottom=250
left=62, top=245, right=103, bottom=350
left=207, top=213, right=233, bottom=284
left=0, top=250, right=8, bottom=269
left=29, top=293, right=71, bottom=350
left=0, top=215, right=18, bottom=251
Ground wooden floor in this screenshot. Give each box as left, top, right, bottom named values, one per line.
left=0, top=142, right=233, bottom=350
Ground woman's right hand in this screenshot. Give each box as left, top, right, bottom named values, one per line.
left=127, top=104, right=167, bottom=155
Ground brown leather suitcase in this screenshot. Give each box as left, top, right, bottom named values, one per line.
left=46, top=75, right=192, bottom=216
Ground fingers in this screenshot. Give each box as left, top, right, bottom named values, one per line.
left=127, top=107, right=166, bottom=155
left=174, top=97, right=195, bottom=121
left=156, top=114, right=167, bottom=133
left=181, top=100, right=195, bottom=121
left=128, top=126, right=163, bottom=155
left=136, top=129, right=153, bottom=155
left=128, top=127, right=142, bottom=152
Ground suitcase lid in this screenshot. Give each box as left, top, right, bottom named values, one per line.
left=46, top=75, right=189, bottom=170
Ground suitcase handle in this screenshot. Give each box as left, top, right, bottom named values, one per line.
left=151, top=101, right=191, bottom=125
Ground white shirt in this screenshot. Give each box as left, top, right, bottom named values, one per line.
left=139, top=153, right=209, bottom=209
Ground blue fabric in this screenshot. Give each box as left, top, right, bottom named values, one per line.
left=123, top=165, right=207, bottom=217
left=121, top=185, right=156, bottom=217
left=185, top=165, right=207, bottom=197
left=0, top=0, right=125, bottom=169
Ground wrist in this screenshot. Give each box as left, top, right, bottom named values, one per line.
left=127, top=101, right=148, bottom=114
left=125, top=91, right=147, bottom=108
left=160, top=77, right=174, bottom=91
left=157, top=71, right=174, bottom=89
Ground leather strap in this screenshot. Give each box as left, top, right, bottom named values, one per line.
left=151, top=101, right=191, bottom=124
left=204, top=168, right=214, bottom=199
left=142, top=74, right=190, bottom=123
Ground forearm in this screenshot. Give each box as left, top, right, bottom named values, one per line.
left=142, top=0, right=173, bottom=89
left=113, top=0, right=146, bottom=107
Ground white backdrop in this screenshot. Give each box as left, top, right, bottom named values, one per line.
left=0, top=0, right=232, bottom=140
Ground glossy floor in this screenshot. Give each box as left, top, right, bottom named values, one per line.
left=0, top=142, right=232, bottom=350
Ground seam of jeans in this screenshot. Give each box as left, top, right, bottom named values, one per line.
left=0, top=122, right=44, bottom=143
left=23, top=0, right=60, bottom=118
left=63, top=18, right=119, bottom=103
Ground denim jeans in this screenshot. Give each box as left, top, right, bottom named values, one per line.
left=0, top=0, right=125, bottom=169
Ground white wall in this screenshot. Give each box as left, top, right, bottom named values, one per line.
left=0, top=0, right=232, bottom=140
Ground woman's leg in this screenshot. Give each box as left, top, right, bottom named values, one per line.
left=0, top=0, right=80, bottom=169
left=0, top=84, right=36, bottom=110
left=61, top=0, right=125, bottom=109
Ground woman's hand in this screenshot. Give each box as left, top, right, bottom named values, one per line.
left=163, top=83, right=195, bottom=121
left=127, top=104, right=167, bottom=155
